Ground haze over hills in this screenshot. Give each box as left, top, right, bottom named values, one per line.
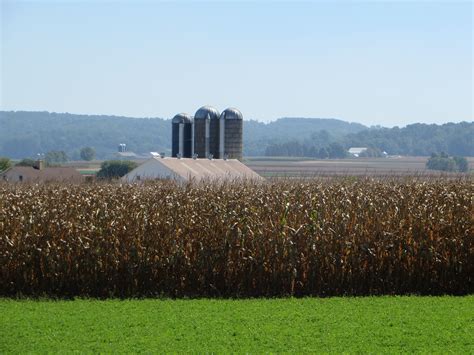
left=0, top=111, right=367, bottom=159
left=0, top=111, right=472, bottom=159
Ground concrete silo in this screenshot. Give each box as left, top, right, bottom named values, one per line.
left=220, top=107, right=243, bottom=160
left=171, top=113, right=193, bottom=158
left=193, top=106, right=220, bottom=158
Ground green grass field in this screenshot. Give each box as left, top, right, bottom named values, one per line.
left=1, top=297, right=473, bottom=353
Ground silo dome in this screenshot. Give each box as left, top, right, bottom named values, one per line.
left=221, top=107, right=243, bottom=120
left=194, top=106, right=220, bottom=120
left=172, top=113, right=192, bottom=123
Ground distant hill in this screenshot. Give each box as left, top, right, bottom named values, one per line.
left=343, top=122, right=474, bottom=156
left=265, top=121, right=474, bottom=157
left=2, top=111, right=470, bottom=159
left=0, top=111, right=367, bottom=159
left=0, top=111, right=169, bottom=159
left=244, top=118, right=367, bottom=156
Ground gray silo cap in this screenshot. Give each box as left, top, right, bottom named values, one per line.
left=194, top=106, right=220, bottom=120
left=172, top=113, right=192, bottom=123
left=221, top=107, right=243, bottom=120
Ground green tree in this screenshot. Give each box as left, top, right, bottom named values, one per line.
left=328, top=142, right=347, bottom=159
left=318, top=147, right=329, bottom=159
left=45, top=151, right=68, bottom=166
left=16, top=158, right=36, bottom=167
left=0, top=157, right=11, bottom=172
left=359, top=147, right=383, bottom=158
left=97, top=160, right=138, bottom=179
left=426, top=155, right=456, bottom=172
left=80, top=147, right=96, bottom=161
left=453, top=156, right=469, bottom=172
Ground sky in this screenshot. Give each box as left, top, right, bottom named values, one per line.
left=0, top=0, right=472, bottom=127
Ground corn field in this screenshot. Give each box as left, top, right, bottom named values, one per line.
left=0, top=178, right=472, bottom=297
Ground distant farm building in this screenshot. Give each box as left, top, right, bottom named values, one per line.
left=348, top=147, right=368, bottom=157
left=1, top=161, right=84, bottom=183
left=116, top=146, right=160, bottom=160
left=121, top=156, right=262, bottom=183
left=116, top=151, right=138, bottom=159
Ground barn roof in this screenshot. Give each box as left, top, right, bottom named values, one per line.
left=348, top=147, right=368, bottom=155
left=122, top=157, right=263, bottom=182
left=1, top=166, right=84, bottom=183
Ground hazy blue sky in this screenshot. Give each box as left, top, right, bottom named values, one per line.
left=1, top=0, right=472, bottom=126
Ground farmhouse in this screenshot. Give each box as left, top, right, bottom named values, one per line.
left=122, top=156, right=262, bottom=183
left=1, top=161, right=84, bottom=183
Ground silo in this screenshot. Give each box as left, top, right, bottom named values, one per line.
left=183, top=116, right=193, bottom=158
left=193, top=106, right=220, bottom=158
left=220, top=107, right=243, bottom=160
left=171, top=113, right=193, bottom=158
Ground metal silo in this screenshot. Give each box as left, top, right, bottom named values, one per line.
left=171, top=113, right=192, bottom=158
left=193, top=106, right=220, bottom=158
left=183, top=116, right=193, bottom=158
left=220, top=107, right=243, bottom=160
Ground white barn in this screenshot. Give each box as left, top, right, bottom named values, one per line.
left=348, top=147, right=368, bottom=157
left=121, top=157, right=263, bottom=183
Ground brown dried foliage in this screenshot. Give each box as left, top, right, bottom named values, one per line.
left=0, top=178, right=473, bottom=298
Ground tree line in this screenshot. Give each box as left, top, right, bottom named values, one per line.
left=265, top=122, right=473, bottom=157
left=1, top=111, right=472, bottom=159
left=426, top=153, right=468, bottom=172
left=0, top=112, right=367, bottom=159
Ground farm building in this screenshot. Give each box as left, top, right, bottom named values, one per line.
left=1, top=161, right=84, bottom=183
left=121, top=156, right=262, bottom=183
left=348, top=147, right=368, bottom=157
left=122, top=105, right=257, bottom=183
